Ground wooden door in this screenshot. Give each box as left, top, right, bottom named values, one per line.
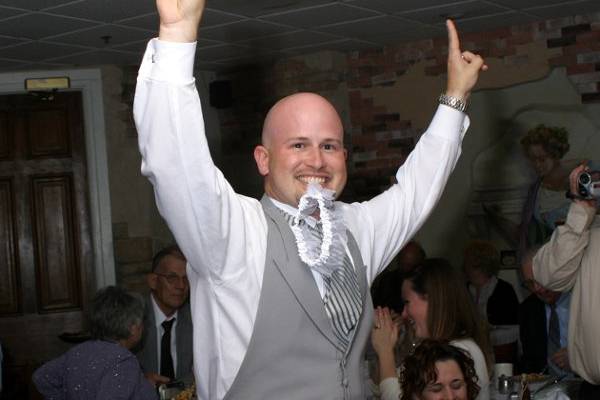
left=0, top=92, right=94, bottom=398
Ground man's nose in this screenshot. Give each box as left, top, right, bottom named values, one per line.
left=174, top=276, right=188, bottom=289
left=305, top=147, right=324, bottom=169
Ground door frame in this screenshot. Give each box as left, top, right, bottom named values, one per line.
left=0, top=68, right=115, bottom=288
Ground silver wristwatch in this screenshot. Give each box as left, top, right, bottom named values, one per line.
left=438, top=93, right=468, bottom=112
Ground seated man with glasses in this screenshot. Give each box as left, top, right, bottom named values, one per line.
left=519, top=247, right=571, bottom=376
left=135, top=245, right=194, bottom=386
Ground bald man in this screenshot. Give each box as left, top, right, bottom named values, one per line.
left=134, top=1, right=486, bottom=399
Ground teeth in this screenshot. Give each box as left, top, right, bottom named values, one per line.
left=300, top=176, right=326, bottom=184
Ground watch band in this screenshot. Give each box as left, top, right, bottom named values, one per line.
left=438, top=93, right=468, bottom=112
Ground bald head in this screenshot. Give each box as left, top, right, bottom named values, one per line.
left=253, top=92, right=348, bottom=207
left=261, top=92, right=343, bottom=148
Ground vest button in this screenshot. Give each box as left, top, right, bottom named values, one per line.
left=342, top=378, right=349, bottom=387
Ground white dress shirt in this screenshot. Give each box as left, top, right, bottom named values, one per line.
left=134, top=38, right=469, bottom=400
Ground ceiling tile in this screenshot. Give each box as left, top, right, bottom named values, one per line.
left=208, top=0, right=329, bottom=18
left=318, top=16, right=422, bottom=40
left=458, top=11, right=538, bottom=32
left=240, top=30, right=339, bottom=50
left=112, top=40, right=147, bottom=54
left=201, top=9, right=247, bottom=27
left=284, top=38, right=378, bottom=55
left=196, top=44, right=258, bottom=62
left=113, top=12, right=157, bottom=31
left=526, top=0, right=600, bottom=19
left=345, top=0, right=456, bottom=14
left=489, top=0, right=576, bottom=10
left=48, top=0, right=156, bottom=23
left=0, top=13, right=97, bottom=39
left=200, top=20, right=294, bottom=42
left=0, top=36, right=27, bottom=47
left=1, top=41, right=86, bottom=61
left=398, top=1, right=508, bottom=25
left=0, top=6, right=26, bottom=18
left=259, top=3, right=379, bottom=28
left=366, top=26, right=446, bottom=44
left=0, top=0, right=78, bottom=10
left=51, top=24, right=152, bottom=47
left=50, top=49, right=142, bottom=65
left=0, top=58, right=28, bottom=71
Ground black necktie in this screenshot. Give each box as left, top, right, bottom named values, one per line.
left=161, top=318, right=175, bottom=379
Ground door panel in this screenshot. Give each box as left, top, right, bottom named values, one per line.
left=0, top=178, right=20, bottom=315
left=32, top=174, right=81, bottom=312
left=0, top=92, right=93, bottom=399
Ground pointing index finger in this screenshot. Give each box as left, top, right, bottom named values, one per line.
left=446, top=19, right=461, bottom=55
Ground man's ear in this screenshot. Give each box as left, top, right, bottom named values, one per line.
left=147, top=273, right=157, bottom=291
left=343, top=148, right=348, bottom=161
left=254, top=145, right=270, bottom=176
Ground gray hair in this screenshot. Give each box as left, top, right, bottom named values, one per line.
left=89, top=286, right=145, bottom=341
left=463, top=240, right=500, bottom=278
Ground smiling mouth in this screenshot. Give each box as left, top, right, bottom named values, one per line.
left=298, top=176, right=328, bottom=185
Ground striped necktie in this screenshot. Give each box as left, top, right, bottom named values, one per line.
left=282, top=211, right=362, bottom=350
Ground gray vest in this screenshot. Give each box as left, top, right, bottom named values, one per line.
left=224, top=196, right=374, bottom=400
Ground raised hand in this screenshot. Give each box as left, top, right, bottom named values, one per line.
left=371, top=307, right=399, bottom=356
left=445, top=19, right=488, bottom=102
left=157, top=0, right=206, bottom=42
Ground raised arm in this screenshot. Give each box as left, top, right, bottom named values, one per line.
left=534, top=164, right=597, bottom=291
left=135, top=0, right=265, bottom=281
left=350, top=21, right=488, bottom=281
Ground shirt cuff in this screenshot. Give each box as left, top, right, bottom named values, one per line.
left=427, top=104, right=470, bottom=142
left=565, top=202, right=596, bottom=234
left=379, top=376, right=401, bottom=400
left=139, top=38, right=197, bottom=84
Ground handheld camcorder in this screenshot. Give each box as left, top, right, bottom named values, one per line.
left=577, top=170, right=600, bottom=199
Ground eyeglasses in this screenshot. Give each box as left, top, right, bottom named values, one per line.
left=154, top=272, right=189, bottom=285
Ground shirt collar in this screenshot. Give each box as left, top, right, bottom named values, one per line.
left=150, top=292, right=178, bottom=326
left=268, top=196, right=319, bottom=228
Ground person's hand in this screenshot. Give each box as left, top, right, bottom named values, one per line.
left=157, top=0, right=206, bottom=42
left=445, top=20, right=488, bottom=102
left=551, top=347, right=571, bottom=371
left=569, top=163, right=598, bottom=210
left=371, top=307, right=399, bottom=356
left=390, top=309, right=403, bottom=331
left=144, top=372, right=171, bottom=386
